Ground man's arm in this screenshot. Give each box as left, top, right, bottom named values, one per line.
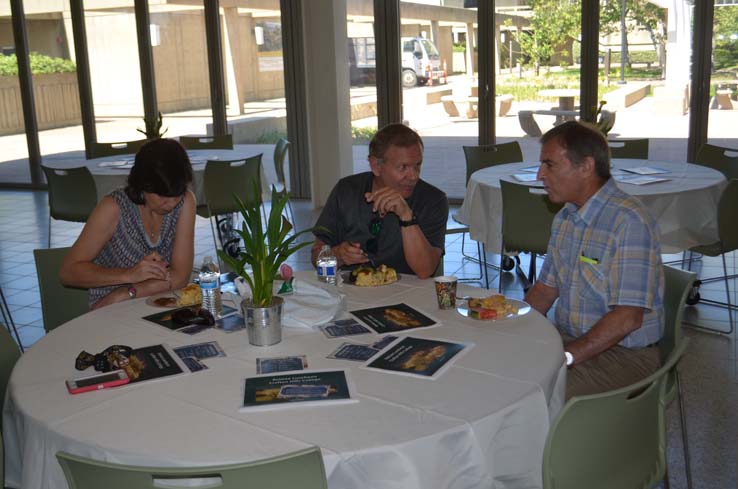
left=524, top=280, right=558, bottom=317
left=565, top=305, right=645, bottom=366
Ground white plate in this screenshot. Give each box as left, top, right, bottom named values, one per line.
left=456, top=298, right=531, bottom=321
left=341, top=271, right=401, bottom=287
left=145, top=293, right=180, bottom=308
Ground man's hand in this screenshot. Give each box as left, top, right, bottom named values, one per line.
left=128, top=252, right=169, bottom=283
left=333, top=241, right=369, bottom=267
left=364, top=188, right=413, bottom=221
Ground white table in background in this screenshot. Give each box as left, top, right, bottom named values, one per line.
left=4, top=271, right=566, bottom=489
left=43, top=147, right=271, bottom=204
left=457, top=159, right=727, bottom=254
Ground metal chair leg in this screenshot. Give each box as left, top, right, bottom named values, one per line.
left=676, top=370, right=693, bottom=489
left=684, top=253, right=735, bottom=336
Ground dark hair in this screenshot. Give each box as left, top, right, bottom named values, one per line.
left=368, top=123, right=424, bottom=160
left=125, top=138, right=193, bottom=204
left=540, top=121, right=611, bottom=180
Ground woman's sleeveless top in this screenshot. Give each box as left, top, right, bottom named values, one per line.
left=89, top=189, right=183, bottom=307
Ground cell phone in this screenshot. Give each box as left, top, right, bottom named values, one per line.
left=66, top=369, right=130, bottom=395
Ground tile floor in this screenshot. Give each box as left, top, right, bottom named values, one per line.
left=0, top=189, right=735, bottom=488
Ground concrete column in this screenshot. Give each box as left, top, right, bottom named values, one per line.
left=61, top=10, right=76, bottom=63
left=303, top=0, right=353, bottom=208
left=223, top=7, right=245, bottom=116
left=430, top=19, right=439, bottom=45
left=465, top=22, right=474, bottom=77
left=664, top=0, right=691, bottom=88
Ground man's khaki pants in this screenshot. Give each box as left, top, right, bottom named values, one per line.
left=561, top=333, right=661, bottom=401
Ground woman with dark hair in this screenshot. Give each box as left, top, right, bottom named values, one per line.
left=60, top=138, right=197, bottom=309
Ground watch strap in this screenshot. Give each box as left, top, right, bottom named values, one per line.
left=399, top=215, right=418, bottom=227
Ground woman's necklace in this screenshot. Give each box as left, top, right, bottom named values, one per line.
left=142, top=207, right=160, bottom=241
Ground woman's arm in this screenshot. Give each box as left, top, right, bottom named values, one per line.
left=60, top=196, right=169, bottom=288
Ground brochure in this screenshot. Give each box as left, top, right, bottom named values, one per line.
left=364, top=336, right=472, bottom=380
left=327, top=343, right=381, bottom=362
left=125, top=344, right=186, bottom=383
left=614, top=174, right=670, bottom=185
left=143, top=305, right=239, bottom=333
left=621, top=166, right=669, bottom=175
left=319, top=318, right=373, bottom=338
left=256, top=355, right=308, bottom=374
left=241, top=369, right=357, bottom=412
left=350, top=303, right=436, bottom=335
left=174, top=341, right=225, bottom=372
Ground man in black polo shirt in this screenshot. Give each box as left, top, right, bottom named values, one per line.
left=311, top=123, right=448, bottom=279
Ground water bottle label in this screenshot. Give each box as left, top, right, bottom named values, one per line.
left=200, top=281, right=218, bottom=290
left=325, top=265, right=336, bottom=277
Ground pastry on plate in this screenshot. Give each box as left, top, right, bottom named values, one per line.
left=177, top=283, right=202, bottom=306
left=352, top=264, right=398, bottom=287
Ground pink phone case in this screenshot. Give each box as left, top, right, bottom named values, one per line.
left=66, top=371, right=130, bottom=394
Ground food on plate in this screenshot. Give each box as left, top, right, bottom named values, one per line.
left=153, top=296, right=178, bottom=307
left=177, top=283, right=202, bottom=306
left=467, top=294, right=519, bottom=320
left=352, top=265, right=398, bottom=286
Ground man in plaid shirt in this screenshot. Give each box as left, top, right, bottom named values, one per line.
left=524, top=121, right=664, bottom=400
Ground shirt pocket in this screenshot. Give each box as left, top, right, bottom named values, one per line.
left=578, top=261, right=607, bottom=303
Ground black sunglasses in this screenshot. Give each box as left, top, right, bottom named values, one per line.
left=365, top=216, right=383, bottom=255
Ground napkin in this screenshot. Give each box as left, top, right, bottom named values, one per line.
left=231, top=276, right=343, bottom=329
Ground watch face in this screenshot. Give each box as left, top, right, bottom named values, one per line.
left=565, top=351, right=574, bottom=366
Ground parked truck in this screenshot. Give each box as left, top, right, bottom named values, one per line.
left=348, top=36, right=446, bottom=88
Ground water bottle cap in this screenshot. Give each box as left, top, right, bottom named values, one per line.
left=204, top=256, right=213, bottom=263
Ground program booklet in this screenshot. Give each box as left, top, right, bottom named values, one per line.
left=143, top=305, right=239, bottom=333
left=364, top=336, right=472, bottom=380
left=350, top=303, right=437, bottom=335
left=241, top=369, right=357, bottom=412
left=125, top=344, right=186, bottom=383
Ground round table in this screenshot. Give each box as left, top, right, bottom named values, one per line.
left=457, top=160, right=727, bottom=254
left=537, top=89, right=579, bottom=111
left=42, top=147, right=271, bottom=204
left=3, top=272, right=566, bottom=489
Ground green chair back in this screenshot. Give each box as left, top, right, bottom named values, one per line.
left=198, top=155, right=263, bottom=218
left=57, top=446, right=328, bottom=489
left=692, top=179, right=738, bottom=257
left=695, top=143, right=738, bottom=180
left=89, top=139, right=147, bottom=159
left=609, top=138, right=649, bottom=159
left=661, top=265, right=696, bottom=365
left=543, top=340, right=688, bottom=489
left=274, top=138, right=290, bottom=188
left=500, top=180, right=562, bottom=256
left=462, top=142, right=523, bottom=184
left=41, top=166, right=98, bottom=223
left=0, top=324, right=21, bottom=431
left=33, top=248, right=89, bottom=333
left=180, top=134, right=233, bottom=150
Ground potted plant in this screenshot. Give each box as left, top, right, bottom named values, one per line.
left=217, top=182, right=318, bottom=345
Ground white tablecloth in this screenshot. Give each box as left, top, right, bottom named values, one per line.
left=43, top=147, right=271, bottom=204
left=457, top=160, right=727, bottom=254
left=3, top=271, right=566, bottom=489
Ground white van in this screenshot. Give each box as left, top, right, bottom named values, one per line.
left=348, top=36, right=446, bottom=88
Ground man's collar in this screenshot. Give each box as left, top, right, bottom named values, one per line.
left=562, top=178, right=615, bottom=225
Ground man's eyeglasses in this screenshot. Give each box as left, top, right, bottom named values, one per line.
left=365, top=216, right=383, bottom=255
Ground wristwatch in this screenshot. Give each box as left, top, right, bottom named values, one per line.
left=564, top=351, right=574, bottom=367
left=399, top=214, right=418, bottom=227
left=127, top=286, right=137, bottom=299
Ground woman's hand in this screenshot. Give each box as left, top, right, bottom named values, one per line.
left=128, top=252, right=169, bottom=283
left=91, top=287, right=130, bottom=310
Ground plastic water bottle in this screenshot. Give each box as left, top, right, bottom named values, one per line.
left=199, top=256, right=222, bottom=317
left=316, top=245, right=338, bottom=285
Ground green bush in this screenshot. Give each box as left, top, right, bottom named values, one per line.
left=255, top=130, right=288, bottom=144
left=352, top=125, right=377, bottom=142
left=0, top=52, right=76, bottom=76
left=453, top=43, right=466, bottom=53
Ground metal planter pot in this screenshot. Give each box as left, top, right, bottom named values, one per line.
left=241, top=296, right=284, bottom=346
